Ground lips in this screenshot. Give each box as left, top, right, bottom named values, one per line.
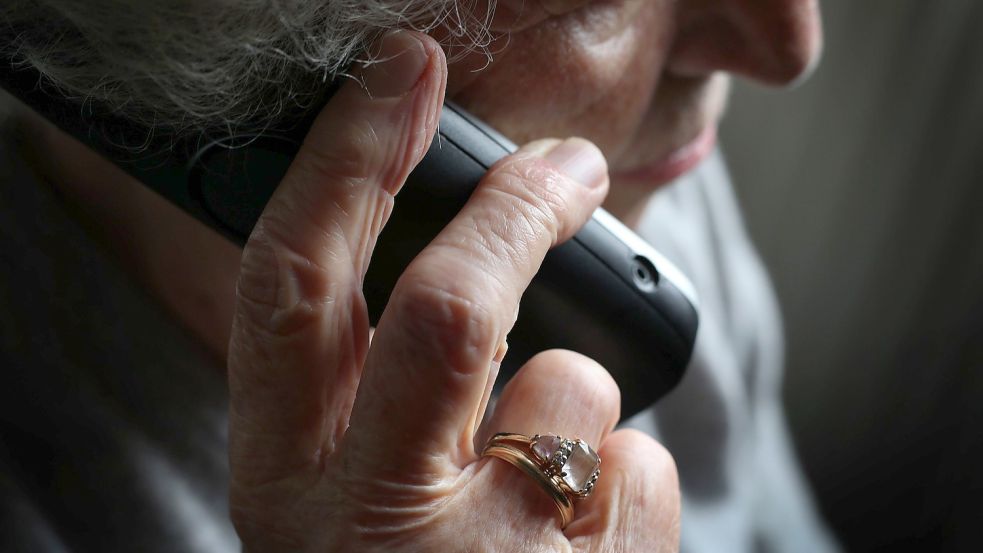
left=611, top=124, right=718, bottom=186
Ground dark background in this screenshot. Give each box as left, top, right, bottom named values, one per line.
left=722, top=0, right=983, bottom=550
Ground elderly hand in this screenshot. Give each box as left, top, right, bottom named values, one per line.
left=227, top=31, right=680, bottom=552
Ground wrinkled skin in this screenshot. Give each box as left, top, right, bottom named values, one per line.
left=17, top=0, right=822, bottom=550
left=227, top=32, right=679, bottom=551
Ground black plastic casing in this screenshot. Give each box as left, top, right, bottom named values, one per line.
left=1, top=63, right=698, bottom=418
left=364, top=106, right=700, bottom=415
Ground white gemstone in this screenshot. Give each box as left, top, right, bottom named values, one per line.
left=561, top=441, right=600, bottom=492
left=532, top=435, right=562, bottom=463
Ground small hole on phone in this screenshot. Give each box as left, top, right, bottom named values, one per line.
left=631, top=256, right=659, bottom=292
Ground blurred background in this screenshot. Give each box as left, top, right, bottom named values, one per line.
left=721, top=0, right=983, bottom=550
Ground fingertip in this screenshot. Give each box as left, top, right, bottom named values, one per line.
left=302, top=29, right=447, bottom=163
left=568, top=430, right=680, bottom=547
left=515, top=138, right=565, bottom=157
left=514, top=137, right=610, bottom=239
left=265, top=30, right=447, bottom=258
left=356, top=30, right=448, bottom=102
left=358, top=31, right=434, bottom=99
left=475, top=139, right=608, bottom=249
left=543, top=137, right=608, bottom=191
left=596, top=429, right=680, bottom=522
left=601, top=429, right=678, bottom=483
left=514, top=137, right=609, bottom=193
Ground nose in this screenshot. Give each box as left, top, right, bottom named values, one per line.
left=670, top=0, right=823, bottom=86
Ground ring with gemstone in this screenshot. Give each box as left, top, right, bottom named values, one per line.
left=481, top=432, right=601, bottom=528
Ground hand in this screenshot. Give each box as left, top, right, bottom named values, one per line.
left=227, top=30, right=680, bottom=552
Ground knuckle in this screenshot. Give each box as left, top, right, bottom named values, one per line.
left=485, top=156, right=577, bottom=244
left=236, top=230, right=285, bottom=312
left=392, top=273, right=499, bottom=373
left=236, top=226, right=347, bottom=339
left=298, top=117, right=381, bottom=184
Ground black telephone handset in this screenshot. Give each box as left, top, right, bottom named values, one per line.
left=1, top=63, right=699, bottom=419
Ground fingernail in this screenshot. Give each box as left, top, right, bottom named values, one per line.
left=360, top=31, right=430, bottom=99
left=544, top=137, right=608, bottom=189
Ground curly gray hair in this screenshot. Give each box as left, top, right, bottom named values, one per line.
left=1, top=1, right=497, bottom=136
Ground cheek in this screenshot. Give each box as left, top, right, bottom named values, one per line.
left=448, top=0, right=672, bottom=159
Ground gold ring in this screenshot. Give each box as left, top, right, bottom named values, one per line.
left=481, top=433, right=601, bottom=528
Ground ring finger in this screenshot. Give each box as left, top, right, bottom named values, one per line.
left=474, top=349, right=621, bottom=531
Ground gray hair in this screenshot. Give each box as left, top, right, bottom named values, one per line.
left=1, top=1, right=497, bottom=137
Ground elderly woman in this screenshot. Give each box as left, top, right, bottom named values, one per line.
left=0, top=0, right=835, bottom=551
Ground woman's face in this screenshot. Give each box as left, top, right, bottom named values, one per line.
left=446, top=0, right=822, bottom=213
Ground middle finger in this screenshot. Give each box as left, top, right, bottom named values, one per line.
left=343, top=138, right=609, bottom=477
